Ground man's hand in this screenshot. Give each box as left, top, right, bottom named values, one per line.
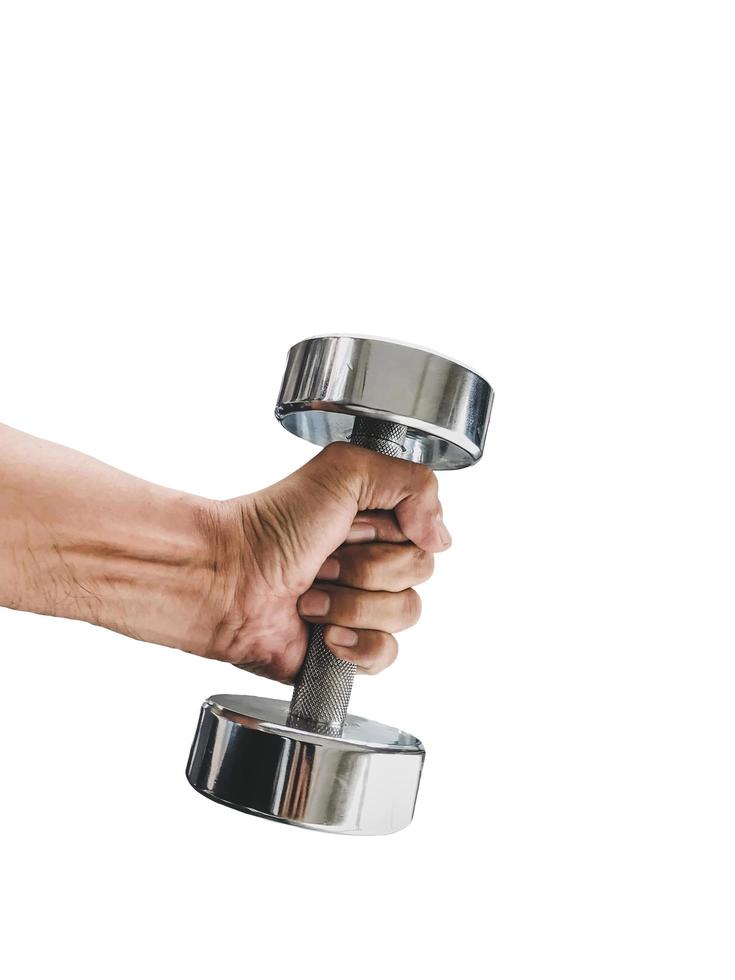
left=0, top=425, right=449, bottom=683
left=199, top=442, right=450, bottom=681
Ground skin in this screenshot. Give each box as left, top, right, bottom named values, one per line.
left=0, top=423, right=450, bottom=681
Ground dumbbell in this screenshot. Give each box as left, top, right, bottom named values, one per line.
left=186, top=336, right=493, bottom=835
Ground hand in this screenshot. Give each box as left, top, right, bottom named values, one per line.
left=199, top=442, right=451, bottom=682
left=0, top=425, right=449, bottom=683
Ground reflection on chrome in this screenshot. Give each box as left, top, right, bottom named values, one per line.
left=187, top=694, right=424, bottom=836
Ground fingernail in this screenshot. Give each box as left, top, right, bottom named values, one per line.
left=437, top=518, right=452, bottom=547
left=299, top=589, right=330, bottom=616
left=346, top=522, right=376, bottom=543
left=326, top=626, right=359, bottom=648
left=317, top=557, right=340, bottom=580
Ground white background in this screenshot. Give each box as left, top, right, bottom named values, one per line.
left=1, top=2, right=733, bottom=978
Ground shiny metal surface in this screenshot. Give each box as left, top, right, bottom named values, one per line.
left=187, top=694, right=424, bottom=835
left=275, top=335, right=493, bottom=470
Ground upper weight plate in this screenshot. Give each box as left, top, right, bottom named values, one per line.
left=275, top=335, right=493, bottom=470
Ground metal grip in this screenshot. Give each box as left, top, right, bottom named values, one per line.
left=287, top=418, right=408, bottom=735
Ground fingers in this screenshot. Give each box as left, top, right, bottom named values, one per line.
left=309, top=443, right=451, bottom=553
left=316, top=541, right=434, bottom=592
left=322, top=626, right=398, bottom=675
left=298, top=583, right=421, bottom=634
left=295, top=442, right=447, bottom=682
left=345, top=510, right=407, bottom=544
left=303, top=524, right=433, bottom=679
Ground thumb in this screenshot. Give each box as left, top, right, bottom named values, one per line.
left=308, top=442, right=451, bottom=553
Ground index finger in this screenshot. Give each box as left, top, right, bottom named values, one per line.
left=346, top=511, right=407, bottom=544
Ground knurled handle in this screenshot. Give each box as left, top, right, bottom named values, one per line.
left=287, top=418, right=408, bottom=735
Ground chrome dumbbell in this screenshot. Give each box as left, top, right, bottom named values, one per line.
left=186, top=336, right=493, bottom=835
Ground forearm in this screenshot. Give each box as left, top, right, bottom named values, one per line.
left=0, top=423, right=222, bottom=651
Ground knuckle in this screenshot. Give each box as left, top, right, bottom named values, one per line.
left=413, top=546, right=435, bottom=582
left=310, top=443, right=358, bottom=495
left=384, top=632, right=399, bottom=664
left=320, top=440, right=349, bottom=462
left=422, top=467, right=439, bottom=496
left=366, top=633, right=398, bottom=674
left=408, top=461, right=437, bottom=497
left=355, top=558, right=378, bottom=591
left=350, top=589, right=371, bottom=624
left=402, top=588, right=422, bottom=626
left=347, top=543, right=393, bottom=591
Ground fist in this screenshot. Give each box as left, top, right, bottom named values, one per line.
left=198, top=442, right=451, bottom=682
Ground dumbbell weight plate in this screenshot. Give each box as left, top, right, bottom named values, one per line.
left=187, top=694, right=424, bottom=835
left=275, top=335, right=493, bottom=470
